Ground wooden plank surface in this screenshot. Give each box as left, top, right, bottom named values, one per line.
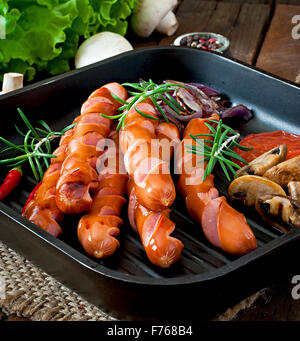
left=256, top=4, right=300, bottom=81
left=227, top=3, right=271, bottom=63
left=133, top=0, right=271, bottom=65
left=159, top=0, right=218, bottom=46
left=235, top=279, right=300, bottom=321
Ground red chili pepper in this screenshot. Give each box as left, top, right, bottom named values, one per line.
left=0, top=167, right=22, bottom=201
left=21, top=181, right=41, bottom=216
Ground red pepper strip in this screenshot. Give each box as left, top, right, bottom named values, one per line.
left=0, top=167, right=22, bottom=201
left=21, top=181, right=41, bottom=216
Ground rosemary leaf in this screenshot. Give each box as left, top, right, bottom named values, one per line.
left=231, top=140, right=253, bottom=151
left=134, top=106, right=158, bottom=120
left=0, top=155, right=27, bottom=164
left=227, top=163, right=238, bottom=178
left=36, top=127, right=51, bottom=135
left=17, top=108, right=40, bottom=141
left=187, top=117, right=252, bottom=181
left=121, top=83, right=144, bottom=91
left=101, top=112, right=124, bottom=119
left=110, top=91, right=128, bottom=104
left=14, top=125, right=27, bottom=137
left=151, top=95, right=169, bottom=123
left=24, top=130, right=39, bottom=181
left=35, top=157, right=44, bottom=181
left=193, top=133, right=215, bottom=138
left=5, top=159, right=27, bottom=168
left=222, top=148, right=249, bottom=165
left=159, top=94, right=182, bottom=115
left=38, top=120, right=52, bottom=132
left=60, top=123, right=77, bottom=134
left=164, top=92, right=185, bottom=112
left=218, top=159, right=231, bottom=182
left=0, top=137, right=26, bottom=153
left=204, top=122, right=216, bottom=134
left=216, top=155, right=240, bottom=169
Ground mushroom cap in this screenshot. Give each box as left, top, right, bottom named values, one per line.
left=131, top=0, right=178, bottom=38
left=263, top=155, right=300, bottom=187
left=287, top=181, right=300, bottom=201
left=75, top=32, right=133, bottom=69
left=255, top=194, right=300, bottom=233
left=228, top=175, right=286, bottom=206
left=236, top=144, right=287, bottom=177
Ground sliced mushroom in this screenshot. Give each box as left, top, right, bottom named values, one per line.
left=255, top=194, right=300, bottom=233
left=263, top=155, right=300, bottom=187
left=228, top=175, right=286, bottom=207
left=288, top=181, right=300, bottom=201
left=236, top=144, right=287, bottom=177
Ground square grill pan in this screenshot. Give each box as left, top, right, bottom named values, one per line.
left=0, top=47, right=300, bottom=320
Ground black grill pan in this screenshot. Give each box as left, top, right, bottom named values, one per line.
left=0, top=47, right=300, bottom=320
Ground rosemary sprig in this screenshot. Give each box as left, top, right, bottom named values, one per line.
left=0, top=109, right=76, bottom=181
left=185, top=118, right=252, bottom=182
left=102, top=80, right=186, bottom=131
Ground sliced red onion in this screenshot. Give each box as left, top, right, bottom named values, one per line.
left=155, top=103, right=208, bottom=135
left=220, top=104, right=253, bottom=121
left=155, top=104, right=183, bottom=134
left=165, top=80, right=219, bottom=115
left=189, top=83, right=220, bottom=97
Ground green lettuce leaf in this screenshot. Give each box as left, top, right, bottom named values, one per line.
left=0, top=0, right=137, bottom=82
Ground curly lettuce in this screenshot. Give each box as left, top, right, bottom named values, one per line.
left=0, top=0, right=137, bottom=82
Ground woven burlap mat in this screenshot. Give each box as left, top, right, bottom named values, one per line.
left=0, top=240, right=266, bottom=321
left=0, top=71, right=299, bottom=322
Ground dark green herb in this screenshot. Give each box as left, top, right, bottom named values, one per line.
left=0, top=109, right=76, bottom=181
left=185, top=118, right=252, bottom=182
left=102, top=80, right=186, bottom=131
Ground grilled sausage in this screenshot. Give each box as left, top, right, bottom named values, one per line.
left=127, top=179, right=183, bottom=268
left=23, top=128, right=74, bottom=236
left=120, top=100, right=176, bottom=212
left=56, top=83, right=127, bottom=214
left=78, top=130, right=128, bottom=258
left=176, top=114, right=257, bottom=255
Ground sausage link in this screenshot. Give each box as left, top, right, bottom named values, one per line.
left=23, top=128, right=73, bottom=236
left=128, top=179, right=183, bottom=268
left=56, top=83, right=127, bottom=214
left=120, top=101, right=176, bottom=212
left=24, top=83, right=127, bottom=236
left=77, top=130, right=128, bottom=258
left=177, top=115, right=257, bottom=255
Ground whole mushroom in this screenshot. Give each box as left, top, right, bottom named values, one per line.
left=228, top=175, right=286, bottom=207
left=75, top=32, right=133, bottom=69
left=131, top=0, right=179, bottom=38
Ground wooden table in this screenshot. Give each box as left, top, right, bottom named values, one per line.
left=129, top=0, right=300, bottom=83
left=2, top=0, right=300, bottom=322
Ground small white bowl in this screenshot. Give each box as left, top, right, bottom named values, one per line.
left=172, top=32, right=230, bottom=53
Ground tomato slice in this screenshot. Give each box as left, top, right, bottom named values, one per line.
left=234, top=131, right=300, bottom=167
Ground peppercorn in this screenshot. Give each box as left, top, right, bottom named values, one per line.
left=179, top=34, right=224, bottom=52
